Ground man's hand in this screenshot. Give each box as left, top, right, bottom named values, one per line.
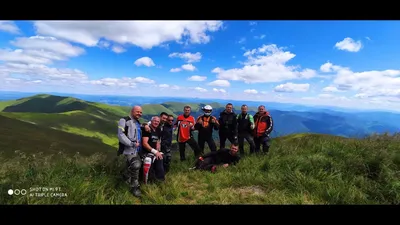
left=144, top=124, right=151, bottom=132
left=155, top=151, right=163, bottom=160
left=135, top=142, right=140, bottom=148
left=156, top=142, right=161, bottom=151
left=210, top=117, right=215, bottom=123
left=197, top=119, right=203, bottom=125
left=189, top=122, right=195, bottom=130
left=223, top=163, right=229, bottom=168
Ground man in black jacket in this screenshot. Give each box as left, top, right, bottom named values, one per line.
left=161, top=115, right=174, bottom=173
left=218, top=103, right=238, bottom=149
left=193, top=143, right=240, bottom=173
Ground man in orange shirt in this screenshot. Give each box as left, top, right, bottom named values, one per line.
left=174, top=105, right=201, bottom=161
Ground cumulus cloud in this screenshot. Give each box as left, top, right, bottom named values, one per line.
left=187, top=75, right=207, bottom=81
left=0, top=21, right=21, bottom=34
left=0, top=36, right=85, bottom=65
left=274, top=83, right=310, bottom=93
left=112, top=45, right=126, bottom=53
left=158, top=84, right=169, bottom=88
left=169, top=52, right=202, bottom=63
left=134, top=57, right=155, bottom=67
left=0, top=62, right=88, bottom=82
left=207, top=79, right=230, bottom=87
left=212, top=44, right=317, bottom=83
left=244, top=89, right=258, bottom=94
left=169, top=68, right=180, bottom=73
left=171, top=64, right=196, bottom=72
left=322, top=86, right=341, bottom=92
left=194, top=87, right=207, bottom=92
left=181, top=64, right=196, bottom=71
left=213, top=88, right=226, bottom=93
left=320, top=61, right=400, bottom=99
left=34, top=21, right=223, bottom=49
left=335, top=37, right=363, bottom=52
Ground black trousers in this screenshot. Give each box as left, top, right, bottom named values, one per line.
left=178, top=137, right=201, bottom=160
left=238, top=132, right=256, bottom=154
left=161, top=146, right=172, bottom=173
left=195, top=157, right=216, bottom=171
left=198, top=135, right=217, bottom=154
left=254, top=135, right=271, bottom=153
left=219, top=132, right=236, bottom=149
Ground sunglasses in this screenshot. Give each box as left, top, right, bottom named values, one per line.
left=168, top=119, right=174, bottom=122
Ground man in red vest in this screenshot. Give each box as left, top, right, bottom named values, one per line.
left=174, top=105, right=201, bottom=161
left=253, top=105, right=273, bottom=154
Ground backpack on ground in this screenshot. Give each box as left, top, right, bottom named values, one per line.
left=117, top=116, right=132, bottom=156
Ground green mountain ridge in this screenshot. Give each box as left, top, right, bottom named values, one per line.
left=0, top=114, right=115, bottom=158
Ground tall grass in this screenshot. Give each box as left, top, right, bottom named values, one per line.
left=1, top=133, right=399, bottom=204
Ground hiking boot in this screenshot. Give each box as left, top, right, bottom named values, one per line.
left=130, top=187, right=141, bottom=198
left=211, top=165, right=217, bottom=173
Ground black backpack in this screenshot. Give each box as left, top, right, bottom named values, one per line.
left=117, top=116, right=132, bottom=156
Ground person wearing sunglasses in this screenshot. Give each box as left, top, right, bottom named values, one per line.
left=161, top=115, right=174, bottom=172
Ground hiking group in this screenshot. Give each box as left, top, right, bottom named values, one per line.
left=117, top=103, right=273, bottom=197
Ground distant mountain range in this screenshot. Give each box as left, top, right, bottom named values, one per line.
left=0, top=93, right=398, bottom=145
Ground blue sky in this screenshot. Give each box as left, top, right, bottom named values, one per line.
left=1, top=20, right=400, bottom=111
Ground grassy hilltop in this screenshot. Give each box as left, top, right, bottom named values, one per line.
left=1, top=133, right=399, bottom=204
left=0, top=94, right=399, bottom=204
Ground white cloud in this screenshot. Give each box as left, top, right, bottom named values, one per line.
left=170, top=68, right=182, bottom=72
left=0, top=21, right=21, bottom=34
left=171, top=85, right=180, bottom=90
left=249, top=22, right=257, bottom=26
left=212, top=44, right=317, bottom=83
left=213, top=88, right=226, bottom=93
left=254, top=34, right=266, bottom=39
left=244, top=89, right=258, bottom=94
left=159, top=84, right=169, bottom=88
left=169, top=52, right=202, bottom=63
left=274, top=83, right=310, bottom=93
left=322, top=86, right=340, bottom=92
left=0, top=36, right=85, bottom=65
left=194, top=87, right=207, bottom=92
left=112, top=45, right=126, bottom=53
left=211, top=67, right=223, bottom=73
left=34, top=21, right=223, bottom=49
left=207, top=79, right=230, bottom=87
left=0, top=62, right=88, bottom=82
left=131, top=76, right=155, bottom=84
left=320, top=61, right=400, bottom=99
left=181, top=64, right=196, bottom=71
left=134, top=57, right=155, bottom=67
left=187, top=75, right=207, bottom=81
left=335, top=37, right=363, bottom=52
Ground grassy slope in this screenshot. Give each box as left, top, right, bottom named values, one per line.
left=0, top=94, right=133, bottom=147
left=0, top=115, right=115, bottom=158
left=1, top=133, right=399, bottom=204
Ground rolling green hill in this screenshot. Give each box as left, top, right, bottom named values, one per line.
left=0, top=115, right=115, bottom=158
left=0, top=94, right=134, bottom=146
